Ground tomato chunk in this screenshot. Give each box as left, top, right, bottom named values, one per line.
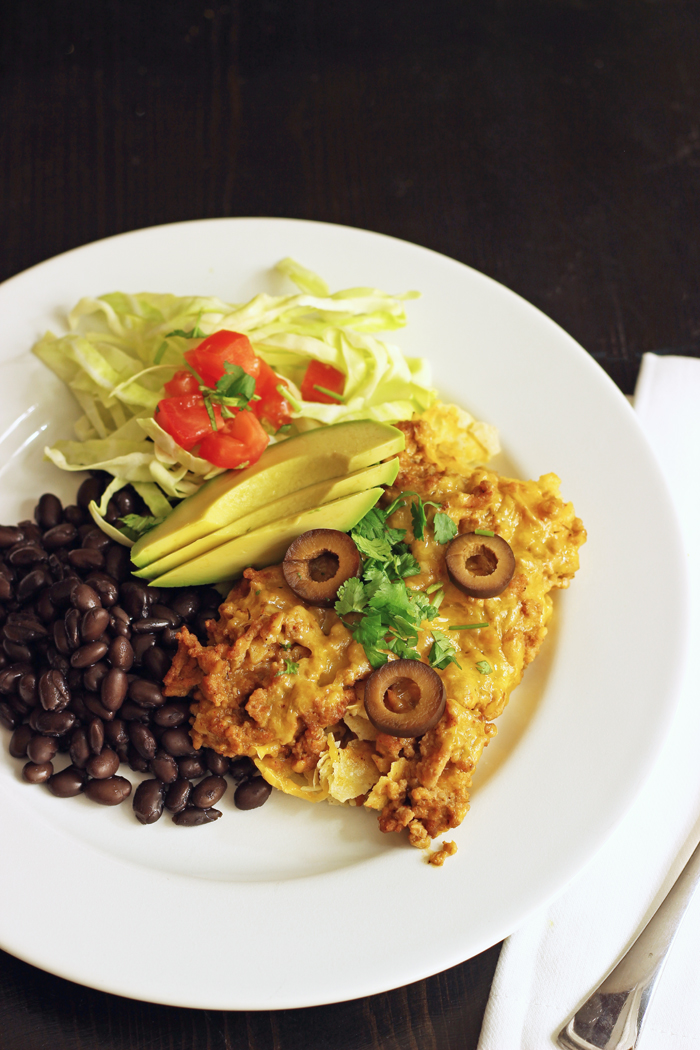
left=184, top=331, right=260, bottom=388
left=198, top=410, right=269, bottom=469
left=164, top=370, right=200, bottom=397
left=253, top=360, right=292, bottom=431
left=155, top=394, right=224, bottom=451
left=299, top=360, right=345, bottom=404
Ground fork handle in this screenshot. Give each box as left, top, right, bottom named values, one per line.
left=557, top=836, right=700, bottom=1050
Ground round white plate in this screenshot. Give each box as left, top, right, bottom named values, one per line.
left=0, top=218, right=688, bottom=1009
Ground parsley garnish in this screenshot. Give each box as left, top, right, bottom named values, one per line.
left=276, top=659, right=299, bottom=677
left=428, top=629, right=461, bottom=670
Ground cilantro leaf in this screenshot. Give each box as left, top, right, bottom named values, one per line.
left=119, top=513, right=166, bottom=541
left=434, top=512, right=458, bottom=544
left=335, top=577, right=367, bottom=615
left=476, top=660, right=492, bottom=675
left=276, top=659, right=299, bottom=677
left=428, top=628, right=462, bottom=670
left=165, top=326, right=206, bottom=339
left=410, top=500, right=427, bottom=540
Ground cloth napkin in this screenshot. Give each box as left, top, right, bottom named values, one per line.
left=478, top=354, right=700, bottom=1050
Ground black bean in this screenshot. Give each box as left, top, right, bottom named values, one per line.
left=83, top=775, right=132, bottom=805
left=70, top=640, right=109, bottom=668
left=18, top=520, right=43, bottom=544
left=0, top=662, right=31, bottom=694
left=119, top=700, right=152, bottom=722
left=9, top=724, right=33, bottom=758
left=83, top=692, right=115, bottom=722
left=191, top=775, right=227, bottom=809
left=132, top=617, right=171, bottom=634
left=64, top=607, right=82, bottom=650
left=229, top=756, right=256, bottom=783
left=69, top=548, right=104, bottom=572
left=204, top=749, right=230, bottom=776
left=63, top=504, right=87, bottom=527
left=9, top=695, right=31, bottom=717
left=0, top=526, right=24, bottom=548
left=42, top=523, right=77, bottom=550
left=18, top=673, right=38, bottom=708
left=82, top=529, right=111, bottom=552
left=127, top=744, right=150, bottom=772
left=71, top=583, right=101, bottom=613
left=149, top=750, right=178, bottom=784
left=104, top=545, right=130, bottom=582
left=35, top=589, right=55, bottom=623
left=142, top=646, right=170, bottom=682
left=83, top=660, right=109, bottom=692
left=234, top=776, right=272, bottom=810
left=27, top=734, right=58, bottom=764
left=129, top=722, right=157, bottom=760
left=86, top=747, right=120, bottom=779
left=108, top=636, right=133, bottom=671
left=81, top=606, right=110, bottom=642
left=120, top=582, right=150, bottom=621
left=169, top=590, right=200, bottom=622
left=128, top=679, right=164, bottom=708
left=0, top=576, right=12, bottom=601
left=35, top=494, right=63, bottom=530
left=133, top=779, right=166, bottom=824
left=77, top=477, right=104, bottom=509
left=114, top=489, right=136, bottom=516
left=8, top=544, right=47, bottom=566
left=153, top=701, right=190, bottom=728
left=48, top=765, right=87, bottom=797
left=38, top=670, right=70, bottom=712
left=101, top=667, right=128, bottom=711
left=31, top=709, right=76, bottom=736
left=69, top=727, right=91, bottom=768
left=17, top=568, right=50, bottom=602
left=104, top=719, right=128, bottom=748
left=87, top=717, right=104, bottom=755
left=151, top=604, right=181, bottom=628
left=50, top=577, right=79, bottom=607
left=132, top=633, right=156, bottom=663
left=110, top=604, right=131, bottom=625
left=22, top=760, right=54, bottom=783
left=178, top=755, right=206, bottom=779
left=161, top=726, right=196, bottom=757
left=165, top=778, right=191, bottom=812
left=68, top=690, right=89, bottom=722
left=85, top=573, right=119, bottom=607
left=172, top=806, right=221, bottom=826
left=160, top=627, right=180, bottom=650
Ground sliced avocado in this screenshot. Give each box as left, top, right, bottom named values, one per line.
left=148, top=487, right=383, bottom=588
left=131, top=419, right=404, bottom=568
left=135, top=457, right=400, bottom=581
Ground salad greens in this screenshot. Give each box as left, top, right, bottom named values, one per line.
left=33, top=260, right=436, bottom=502
left=335, top=494, right=464, bottom=670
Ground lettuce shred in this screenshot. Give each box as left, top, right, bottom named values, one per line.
left=33, top=260, right=436, bottom=503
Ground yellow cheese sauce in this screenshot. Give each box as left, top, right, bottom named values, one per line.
left=163, top=406, right=586, bottom=851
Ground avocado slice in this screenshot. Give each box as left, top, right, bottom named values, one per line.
left=131, top=419, right=404, bottom=568
left=134, top=457, right=399, bottom=581
left=148, top=487, right=383, bottom=588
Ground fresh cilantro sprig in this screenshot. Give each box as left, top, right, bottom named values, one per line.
left=184, top=360, right=261, bottom=431
left=119, top=513, right=166, bottom=542
left=276, top=659, right=299, bottom=677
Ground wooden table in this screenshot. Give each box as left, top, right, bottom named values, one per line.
left=1, top=2, right=698, bottom=1047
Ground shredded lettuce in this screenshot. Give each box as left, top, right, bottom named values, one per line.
left=34, top=260, right=436, bottom=503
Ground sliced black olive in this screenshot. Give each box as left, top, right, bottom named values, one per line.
left=445, top=532, right=515, bottom=598
left=363, top=659, right=446, bottom=737
left=282, top=529, right=361, bottom=607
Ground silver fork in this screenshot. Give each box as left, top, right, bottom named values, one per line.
left=557, top=834, right=700, bottom=1050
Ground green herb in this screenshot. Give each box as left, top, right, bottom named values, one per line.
left=428, top=628, right=461, bottom=670
left=476, top=660, right=492, bottom=674
left=474, top=528, right=495, bottom=537
left=449, top=623, right=489, bottom=630
left=433, top=512, right=458, bottom=545
left=276, top=424, right=292, bottom=434
left=409, top=497, right=440, bottom=540
left=313, top=384, right=344, bottom=402
left=165, top=326, right=206, bottom=339
left=276, top=659, right=299, bottom=677
left=154, top=341, right=169, bottom=365
left=203, top=396, right=217, bottom=431
left=119, top=513, right=166, bottom=541
left=425, top=582, right=443, bottom=594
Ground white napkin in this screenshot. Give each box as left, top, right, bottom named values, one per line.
left=478, top=354, right=700, bottom=1050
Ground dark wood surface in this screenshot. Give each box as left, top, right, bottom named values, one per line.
left=1, top=2, right=699, bottom=1048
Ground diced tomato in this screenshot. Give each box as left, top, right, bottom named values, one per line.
left=184, top=331, right=260, bottom=388
left=299, top=360, right=345, bottom=404
left=164, top=370, right=200, bottom=397
left=198, top=410, right=269, bottom=469
left=155, top=394, right=224, bottom=451
left=252, top=359, right=292, bottom=431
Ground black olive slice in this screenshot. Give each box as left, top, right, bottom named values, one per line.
left=363, top=659, right=446, bottom=737
left=445, top=532, right=515, bottom=598
left=282, top=529, right=361, bottom=607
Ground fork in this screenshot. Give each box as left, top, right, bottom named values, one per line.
left=557, top=834, right=700, bottom=1050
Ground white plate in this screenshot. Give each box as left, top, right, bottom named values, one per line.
left=0, top=219, right=688, bottom=1009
